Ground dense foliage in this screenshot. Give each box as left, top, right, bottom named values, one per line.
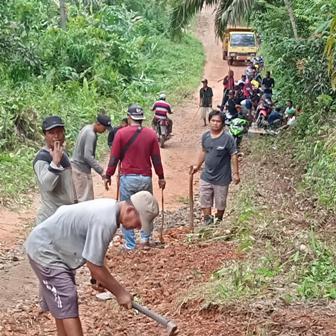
left=0, top=0, right=204, bottom=204
left=251, top=0, right=336, bottom=207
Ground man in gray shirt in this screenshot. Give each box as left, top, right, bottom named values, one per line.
left=25, top=190, right=159, bottom=336
left=191, top=110, right=240, bottom=225
left=71, top=114, right=111, bottom=202
left=33, top=116, right=76, bottom=224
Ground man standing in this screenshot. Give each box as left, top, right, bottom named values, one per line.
left=199, top=79, right=213, bottom=126
left=105, top=104, right=165, bottom=250
left=107, top=118, right=128, bottom=148
left=262, top=71, right=275, bottom=98
left=25, top=191, right=159, bottom=336
left=220, top=70, right=235, bottom=108
left=191, top=110, right=240, bottom=226
left=71, top=114, right=111, bottom=202
left=33, top=116, right=76, bottom=224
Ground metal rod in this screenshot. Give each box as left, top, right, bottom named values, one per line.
left=189, top=166, right=194, bottom=232
left=159, top=188, right=164, bottom=243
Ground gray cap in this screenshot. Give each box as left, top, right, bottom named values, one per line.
left=130, top=191, right=159, bottom=234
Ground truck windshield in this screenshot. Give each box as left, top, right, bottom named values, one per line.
left=230, top=33, right=255, bottom=47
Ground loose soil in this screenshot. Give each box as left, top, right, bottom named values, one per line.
left=1, top=6, right=336, bottom=336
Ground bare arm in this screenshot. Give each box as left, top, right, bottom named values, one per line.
left=231, top=154, right=240, bottom=184
left=87, top=262, right=132, bottom=309
left=191, top=149, right=206, bottom=174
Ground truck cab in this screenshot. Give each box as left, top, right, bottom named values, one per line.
left=223, top=27, right=258, bottom=65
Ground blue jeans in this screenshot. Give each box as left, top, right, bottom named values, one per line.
left=120, top=174, right=153, bottom=249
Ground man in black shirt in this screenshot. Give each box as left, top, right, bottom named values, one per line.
left=226, top=90, right=238, bottom=118
left=199, top=79, right=213, bottom=126
left=262, top=71, right=275, bottom=97
left=107, top=118, right=128, bottom=148
left=191, top=110, right=240, bottom=225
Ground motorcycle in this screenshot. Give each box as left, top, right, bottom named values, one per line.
left=256, top=98, right=273, bottom=128
left=228, top=117, right=249, bottom=150
left=154, top=115, right=171, bottom=148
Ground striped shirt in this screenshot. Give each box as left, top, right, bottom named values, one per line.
left=152, top=100, right=172, bottom=117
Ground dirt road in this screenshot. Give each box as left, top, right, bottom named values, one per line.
left=91, top=7, right=244, bottom=210
left=0, top=6, right=245, bottom=335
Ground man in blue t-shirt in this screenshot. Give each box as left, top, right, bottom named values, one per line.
left=191, top=110, right=240, bottom=225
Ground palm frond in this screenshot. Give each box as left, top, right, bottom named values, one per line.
left=170, top=0, right=219, bottom=37
left=324, top=16, right=336, bottom=89
left=215, top=0, right=256, bottom=38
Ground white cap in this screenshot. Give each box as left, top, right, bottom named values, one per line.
left=130, top=191, right=159, bottom=234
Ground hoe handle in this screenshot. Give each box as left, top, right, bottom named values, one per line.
left=132, top=302, right=177, bottom=335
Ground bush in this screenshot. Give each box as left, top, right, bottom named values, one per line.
left=0, top=0, right=204, bottom=205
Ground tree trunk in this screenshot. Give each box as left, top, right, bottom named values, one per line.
left=284, top=0, right=298, bottom=40
left=59, top=0, right=67, bottom=30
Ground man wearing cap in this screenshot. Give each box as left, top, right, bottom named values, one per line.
left=33, top=116, right=76, bottom=224
left=25, top=191, right=159, bottom=336
left=71, top=114, right=111, bottom=202
left=105, top=104, right=165, bottom=250
left=199, top=79, right=213, bottom=126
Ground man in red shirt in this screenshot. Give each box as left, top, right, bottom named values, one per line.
left=105, top=104, right=166, bottom=250
left=151, top=93, right=173, bottom=134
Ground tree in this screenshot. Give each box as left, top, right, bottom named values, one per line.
left=59, top=0, right=67, bottom=29
left=170, top=0, right=298, bottom=40
left=283, top=0, right=298, bottom=40
left=325, top=16, right=336, bottom=89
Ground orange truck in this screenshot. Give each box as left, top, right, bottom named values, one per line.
left=222, top=27, right=258, bottom=65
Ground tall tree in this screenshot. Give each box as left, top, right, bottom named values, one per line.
left=283, top=0, right=298, bottom=40
left=59, top=0, right=67, bottom=29
left=171, top=0, right=298, bottom=39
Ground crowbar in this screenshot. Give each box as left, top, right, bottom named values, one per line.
left=159, top=188, right=164, bottom=243
left=189, top=166, right=194, bottom=232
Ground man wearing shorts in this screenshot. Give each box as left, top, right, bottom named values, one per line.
left=191, top=110, right=240, bottom=225
left=25, top=191, right=159, bottom=336
left=199, top=79, right=213, bottom=126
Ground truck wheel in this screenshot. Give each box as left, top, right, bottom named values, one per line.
left=223, top=51, right=227, bottom=60
left=228, top=59, right=233, bottom=66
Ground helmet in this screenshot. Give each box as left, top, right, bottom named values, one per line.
left=159, top=93, right=166, bottom=100
left=251, top=79, right=260, bottom=88
left=229, top=118, right=248, bottom=137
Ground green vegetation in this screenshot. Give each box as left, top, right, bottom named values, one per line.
left=172, top=0, right=336, bottom=208
left=0, top=0, right=204, bottom=205
left=250, top=0, right=336, bottom=208
left=185, top=138, right=336, bottom=308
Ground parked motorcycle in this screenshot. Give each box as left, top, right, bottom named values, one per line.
left=256, top=98, right=273, bottom=128
left=229, top=117, right=249, bottom=150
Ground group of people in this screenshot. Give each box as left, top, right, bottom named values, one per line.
left=25, top=80, right=241, bottom=334
left=199, top=60, right=300, bottom=141
left=23, top=59, right=301, bottom=334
